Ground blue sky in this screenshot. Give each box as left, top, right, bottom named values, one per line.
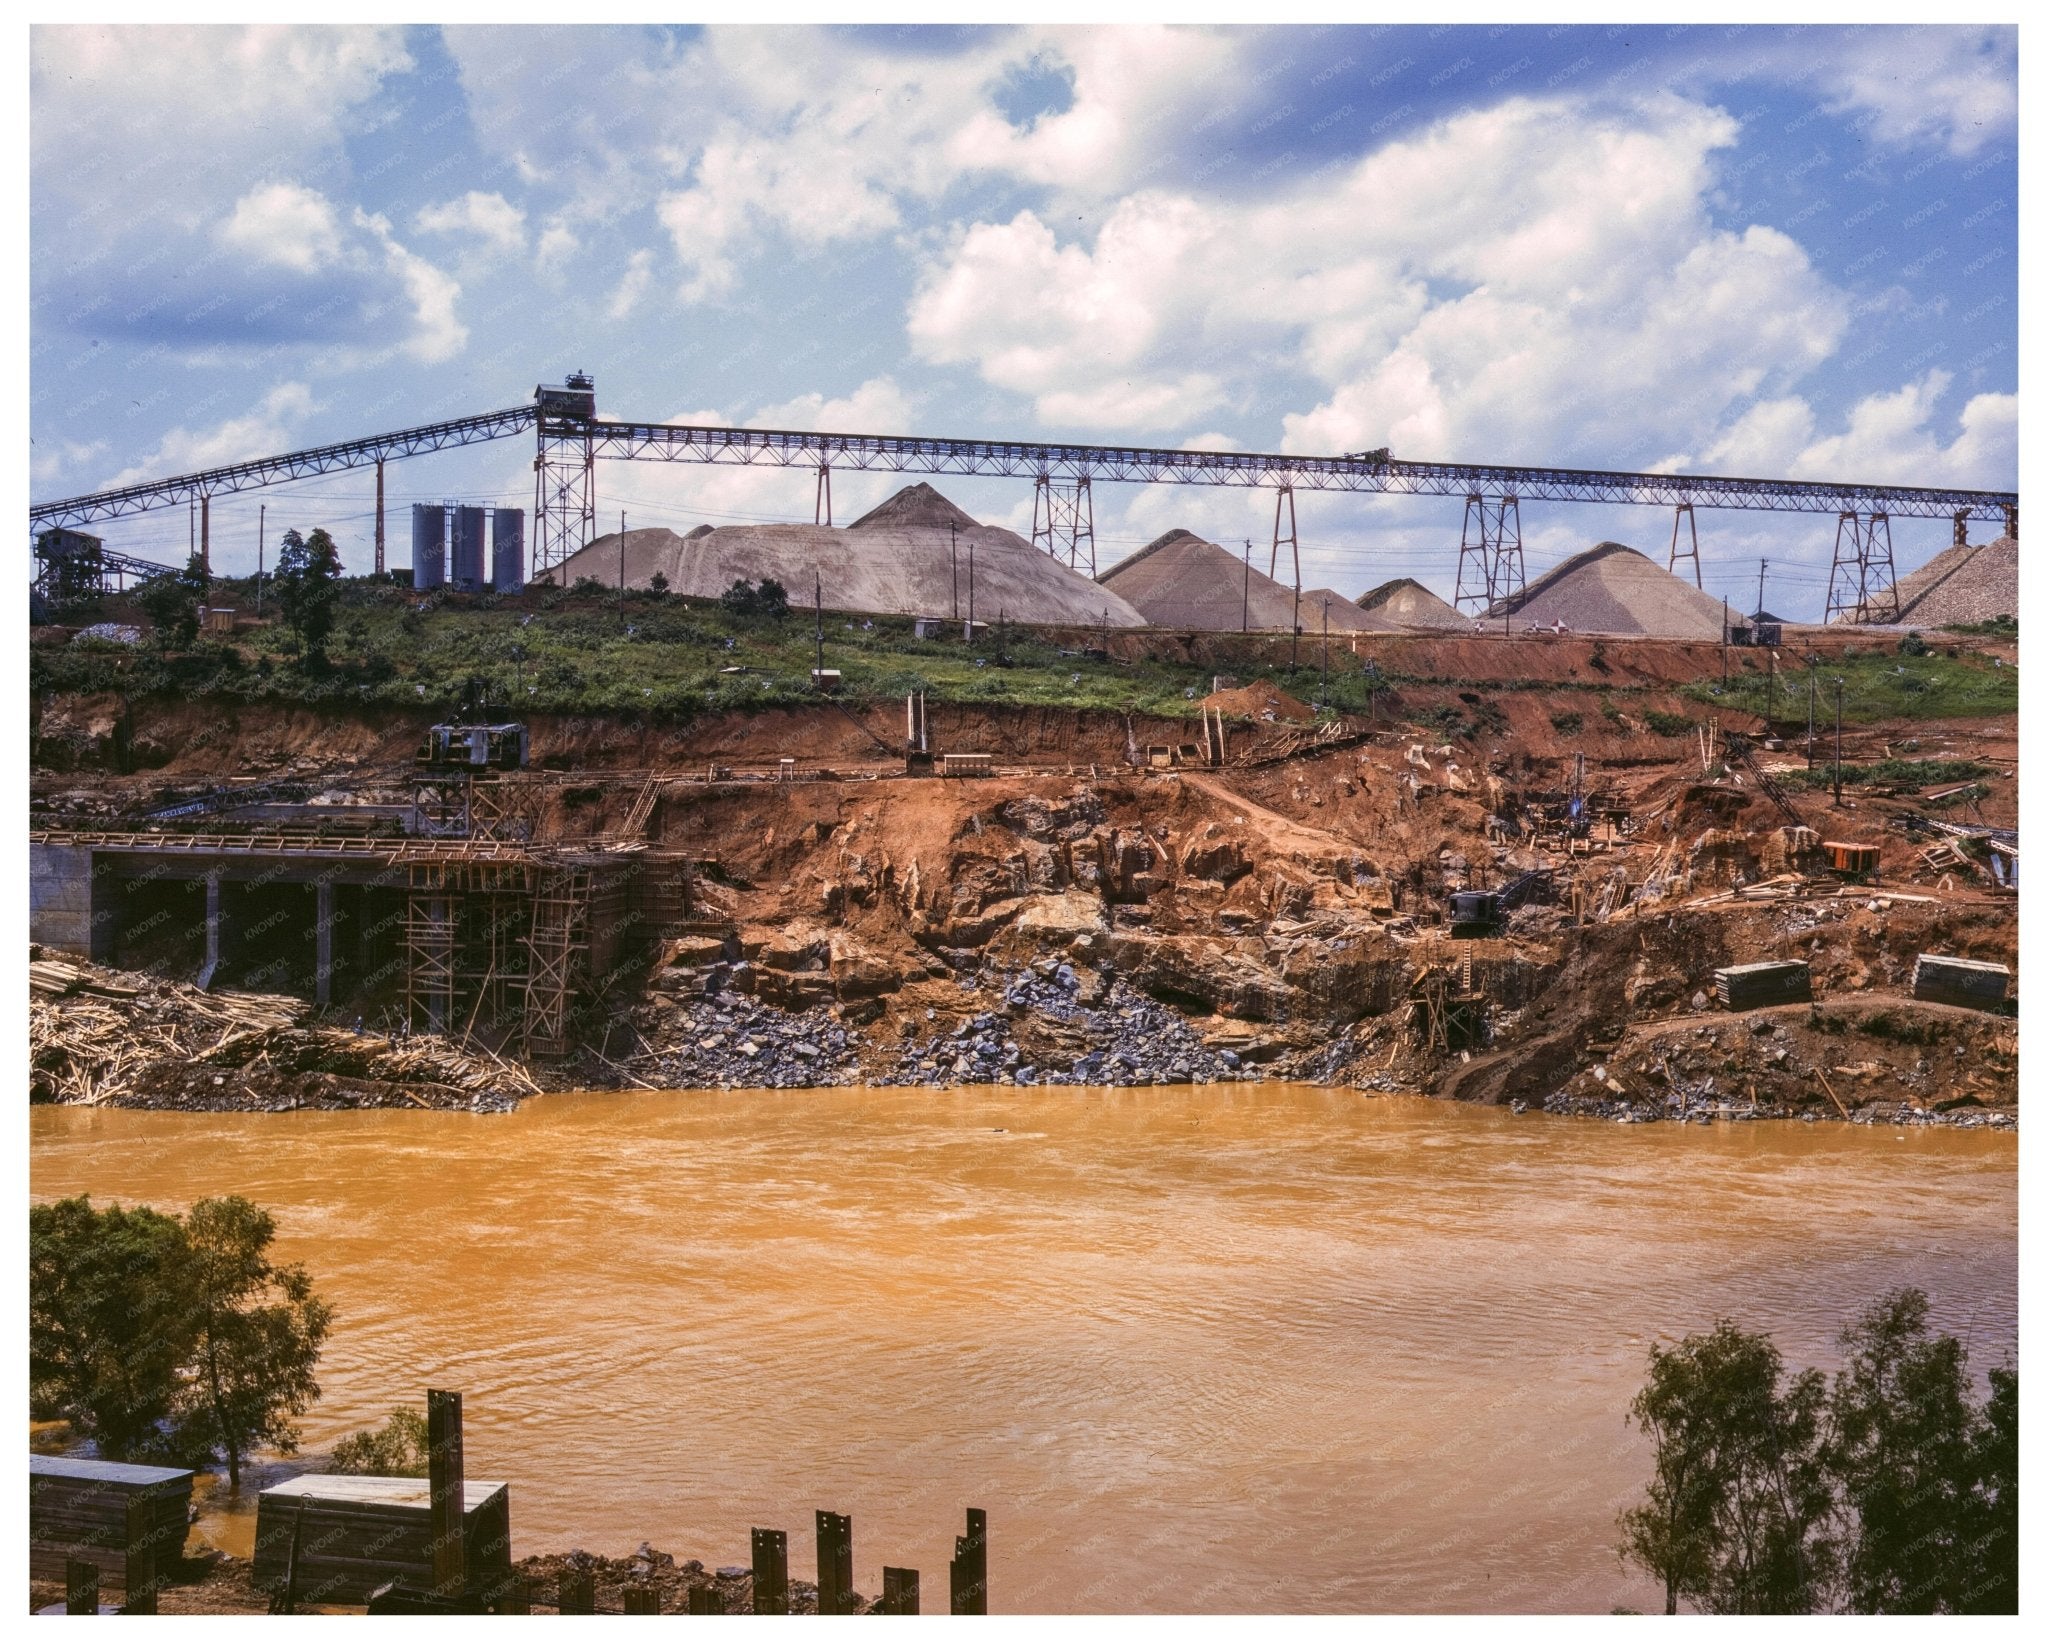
left=28, top=22, right=2019, bottom=619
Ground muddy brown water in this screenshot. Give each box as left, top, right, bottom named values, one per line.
left=30, top=1088, right=2015, bottom=1614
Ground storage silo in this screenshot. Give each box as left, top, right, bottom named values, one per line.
left=451, top=505, right=487, bottom=592
left=491, top=508, right=526, bottom=593
left=411, top=504, right=446, bottom=590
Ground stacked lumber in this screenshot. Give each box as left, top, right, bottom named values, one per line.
left=1911, top=954, right=2011, bottom=1011
left=253, top=1475, right=512, bottom=1606
left=29, top=1455, right=194, bottom=1589
left=1715, top=960, right=1813, bottom=1010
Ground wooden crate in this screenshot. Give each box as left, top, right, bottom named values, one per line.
left=29, top=1454, right=193, bottom=1589
left=252, top=1475, right=511, bottom=1607
left=1911, top=954, right=2011, bottom=1011
left=1715, top=959, right=1813, bottom=1010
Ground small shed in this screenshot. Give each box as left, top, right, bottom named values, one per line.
left=1715, top=960, right=1813, bottom=1010
left=1822, top=840, right=1881, bottom=876
left=1911, top=954, right=2012, bottom=1012
left=941, top=753, right=992, bottom=778
left=253, top=1474, right=511, bottom=1607
left=29, top=1454, right=194, bottom=1590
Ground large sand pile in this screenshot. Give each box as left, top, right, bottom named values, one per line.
left=546, top=484, right=1146, bottom=627
left=1098, top=530, right=1383, bottom=632
left=1852, top=536, right=2016, bottom=626
left=1488, top=542, right=1731, bottom=638
left=1355, top=576, right=1467, bottom=631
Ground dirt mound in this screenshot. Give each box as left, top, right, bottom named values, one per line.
left=547, top=486, right=1148, bottom=628
left=1492, top=542, right=1729, bottom=638
left=1858, top=536, right=2016, bottom=627
left=1200, top=680, right=1314, bottom=722
left=848, top=480, right=979, bottom=533
left=1100, top=530, right=1382, bottom=632
left=1357, top=576, right=1467, bottom=630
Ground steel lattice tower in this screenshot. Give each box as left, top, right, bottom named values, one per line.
left=1031, top=475, right=1095, bottom=576
left=531, top=374, right=597, bottom=583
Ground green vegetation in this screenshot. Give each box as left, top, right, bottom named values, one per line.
left=1642, top=708, right=1695, bottom=736
left=1619, top=1288, right=2016, bottom=1614
left=330, top=1406, right=430, bottom=1477
left=29, top=1194, right=331, bottom=1487
left=1778, top=757, right=1991, bottom=792
left=1682, top=648, right=2016, bottom=723
left=273, top=527, right=343, bottom=663
left=134, top=553, right=210, bottom=651
left=1943, top=614, right=2016, bottom=637
left=1548, top=709, right=1584, bottom=736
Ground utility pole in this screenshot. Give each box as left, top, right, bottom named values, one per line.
left=966, top=528, right=975, bottom=642
left=257, top=503, right=266, bottom=616
left=1721, top=597, right=1729, bottom=688
left=814, top=569, right=824, bottom=684
left=374, top=457, right=386, bottom=578
left=1242, top=540, right=1251, bottom=634
left=200, top=493, right=210, bottom=578
left=950, top=521, right=959, bottom=621
left=1320, top=598, right=1330, bottom=701
left=1755, top=558, right=1768, bottom=620
left=1832, top=677, right=1845, bottom=807
left=1806, top=654, right=1818, bottom=767
left=618, top=510, right=627, bottom=626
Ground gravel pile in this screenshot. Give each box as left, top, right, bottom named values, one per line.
left=1099, top=529, right=1387, bottom=632
left=874, top=962, right=1249, bottom=1087
left=627, top=992, right=860, bottom=1088
left=1490, top=542, right=1730, bottom=638
left=1862, top=536, right=2017, bottom=626
left=1354, top=576, right=1467, bottom=630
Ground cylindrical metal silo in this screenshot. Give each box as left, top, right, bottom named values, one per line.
left=452, top=505, right=487, bottom=592
left=411, top=504, right=446, bottom=590
left=491, top=508, right=526, bottom=592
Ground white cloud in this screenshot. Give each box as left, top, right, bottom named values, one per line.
left=415, top=190, right=527, bottom=257
left=32, top=25, right=412, bottom=252
left=1816, top=25, right=2016, bottom=157
left=606, top=247, right=656, bottom=320
left=909, top=93, right=1853, bottom=457
left=1731, top=372, right=2017, bottom=489
left=32, top=438, right=111, bottom=486
left=106, top=382, right=317, bottom=489
left=217, top=181, right=345, bottom=271
left=355, top=210, right=467, bottom=363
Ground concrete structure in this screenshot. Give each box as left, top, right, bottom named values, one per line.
left=28, top=831, right=675, bottom=1054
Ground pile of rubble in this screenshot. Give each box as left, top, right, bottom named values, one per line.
left=873, top=962, right=1247, bottom=1087
left=621, top=991, right=862, bottom=1088
left=28, top=949, right=531, bottom=1114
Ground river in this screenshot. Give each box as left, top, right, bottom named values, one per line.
left=29, top=1087, right=2016, bottom=1614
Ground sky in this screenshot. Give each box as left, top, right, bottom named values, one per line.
left=27, top=21, right=2021, bottom=620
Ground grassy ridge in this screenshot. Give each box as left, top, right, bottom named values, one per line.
left=1679, top=646, right=2016, bottom=724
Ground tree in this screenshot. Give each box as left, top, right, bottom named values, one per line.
left=1827, top=1288, right=1982, bottom=1614
left=29, top=1197, right=197, bottom=1460
left=274, top=527, right=343, bottom=662
left=1618, top=1320, right=1832, bottom=1614
left=177, top=1196, right=333, bottom=1489
left=1957, top=1365, right=2017, bottom=1613
left=719, top=577, right=789, bottom=619
left=330, top=1406, right=430, bottom=1477
left=648, top=570, right=669, bottom=596
left=136, top=553, right=209, bottom=651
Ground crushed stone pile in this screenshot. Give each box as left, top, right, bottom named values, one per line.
left=1098, top=529, right=1386, bottom=632
left=547, top=483, right=1147, bottom=628
left=1355, top=576, right=1467, bottom=630
left=1488, top=542, right=1731, bottom=638
left=1855, top=535, right=2016, bottom=626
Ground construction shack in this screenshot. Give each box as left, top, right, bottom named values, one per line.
left=1715, top=960, right=1813, bottom=1010
left=1822, top=840, right=1881, bottom=876
left=1911, top=954, right=2011, bottom=1011
left=29, top=1455, right=194, bottom=1590
left=253, top=1474, right=511, bottom=1607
